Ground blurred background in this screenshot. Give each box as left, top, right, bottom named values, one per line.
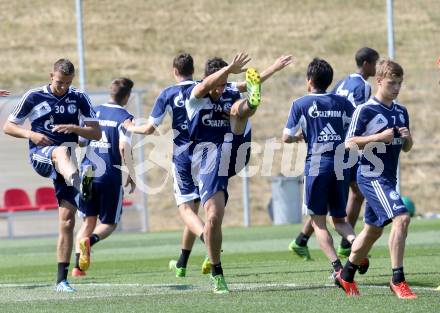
left=0, top=0, right=439, bottom=236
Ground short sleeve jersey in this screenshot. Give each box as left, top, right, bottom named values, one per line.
left=346, top=97, right=410, bottom=180
left=284, top=93, right=354, bottom=174
left=8, top=85, right=97, bottom=149
left=332, top=73, right=371, bottom=107
left=149, top=80, right=195, bottom=163
left=185, top=82, right=242, bottom=146
left=82, top=103, right=133, bottom=184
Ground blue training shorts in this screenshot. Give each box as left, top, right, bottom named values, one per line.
left=358, top=175, right=408, bottom=227
left=172, top=160, right=200, bottom=206
left=29, top=146, right=78, bottom=208
left=303, top=171, right=348, bottom=218
left=78, top=182, right=124, bottom=224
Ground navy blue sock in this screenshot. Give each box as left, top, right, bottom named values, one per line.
left=176, top=249, right=191, bottom=268
left=295, top=232, right=310, bottom=247
left=211, top=262, right=223, bottom=276
left=340, top=238, right=352, bottom=249
left=57, top=262, right=69, bottom=284
left=74, top=253, right=80, bottom=269
left=89, top=234, right=100, bottom=246
left=341, top=260, right=359, bottom=283
left=392, top=267, right=405, bottom=284
left=332, top=259, right=343, bottom=272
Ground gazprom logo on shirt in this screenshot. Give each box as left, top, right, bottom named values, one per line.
left=174, top=92, right=185, bottom=108
left=43, top=115, right=55, bottom=131
left=65, top=97, right=76, bottom=104
left=99, top=120, right=118, bottom=127
left=201, top=112, right=230, bottom=127
left=308, top=101, right=342, bottom=118
left=317, top=123, right=341, bottom=142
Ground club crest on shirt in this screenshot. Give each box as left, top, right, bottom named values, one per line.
left=399, top=113, right=405, bottom=124
left=389, top=190, right=400, bottom=201
left=67, top=104, right=77, bottom=114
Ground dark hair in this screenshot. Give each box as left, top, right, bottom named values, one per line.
left=355, top=47, right=379, bottom=67
left=173, top=53, right=194, bottom=77
left=307, top=58, right=333, bottom=91
left=110, top=77, right=134, bottom=104
left=204, top=57, right=228, bottom=77
left=53, top=59, right=75, bottom=75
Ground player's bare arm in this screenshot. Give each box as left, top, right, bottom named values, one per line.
left=282, top=132, right=303, bottom=144
left=0, top=90, right=10, bottom=97
left=122, top=119, right=156, bottom=135
left=236, top=55, right=293, bottom=92
left=346, top=128, right=394, bottom=150
left=399, top=127, right=413, bottom=152
left=52, top=121, right=101, bottom=141
left=3, top=121, right=54, bottom=146
left=193, top=52, right=251, bottom=99
left=119, top=144, right=136, bottom=194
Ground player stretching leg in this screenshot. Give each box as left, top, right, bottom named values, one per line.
left=3, top=59, right=100, bottom=292
left=185, top=51, right=291, bottom=293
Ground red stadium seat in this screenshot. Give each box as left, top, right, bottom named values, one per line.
left=35, top=187, right=58, bottom=210
left=122, top=199, right=134, bottom=207
left=3, top=188, right=39, bottom=212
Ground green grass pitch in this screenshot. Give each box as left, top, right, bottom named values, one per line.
left=0, top=219, right=439, bottom=313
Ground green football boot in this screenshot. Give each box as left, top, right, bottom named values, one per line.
left=169, top=260, right=186, bottom=277
left=211, top=274, right=229, bottom=294
left=288, top=240, right=312, bottom=261
left=337, top=245, right=351, bottom=259
left=246, top=68, right=261, bottom=108
left=201, top=256, right=211, bottom=275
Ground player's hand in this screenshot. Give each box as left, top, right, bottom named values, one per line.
left=29, top=131, right=53, bottom=146
left=398, top=127, right=411, bottom=139
left=122, top=119, right=134, bottom=131
left=52, top=124, right=78, bottom=134
left=378, top=128, right=394, bottom=144
left=0, top=90, right=10, bottom=97
left=271, top=55, right=294, bottom=72
left=228, top=52, right=251, bottom=74
left=124, top=175, right=136, bottom=194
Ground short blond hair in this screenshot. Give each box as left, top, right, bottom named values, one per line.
left=376, top=59, right=404, bottom=79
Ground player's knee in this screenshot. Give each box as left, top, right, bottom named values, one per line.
left=366, top=226, right=383, bottom=241
left=395, top=213, right=411, bottom=230
left=332, top=217, right=346, bottom=225
left=311, top=217, right=327, bottom=230
left=53, top=146, right=70, bottom=161
left=60, top=216, right=75, bottom=232
left=178, top=203, right=197, bottom=215
left=206, top=213, right=222, bottom=228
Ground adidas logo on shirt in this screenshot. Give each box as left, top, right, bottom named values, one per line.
left=317, top=123, right=341, bottom=142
